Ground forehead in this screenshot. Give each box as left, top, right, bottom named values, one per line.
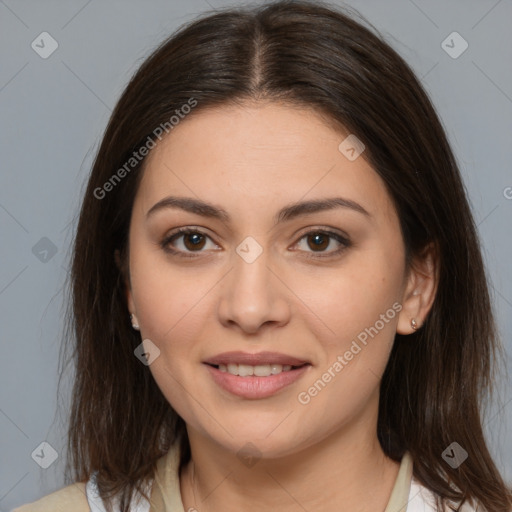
left=134, top=102, right=397, bottom=226
left=144, top=102, right=349, bottom=174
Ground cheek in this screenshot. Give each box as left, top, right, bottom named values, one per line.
left=293, top=251, right=403, bottom=348
left=128, top=241, right=211, bottom=348
left=299, top=252, right=403, bottom=409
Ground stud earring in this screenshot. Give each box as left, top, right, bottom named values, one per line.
left=411, top=318, right=418, bottom=330
left=130, top=314, right=140, bottom=331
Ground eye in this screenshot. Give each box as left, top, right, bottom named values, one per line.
left=160, top=228, right=218, bottom=258
left=160, top=227, right=351, bottom=259
left=293, top=230, right=351, bottom=258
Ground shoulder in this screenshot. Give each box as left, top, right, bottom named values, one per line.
left=11, top=482, right=89, bottom=512
left=408, top=477, right=483, bottom=511
left=12, top=459, right=159, bottom=512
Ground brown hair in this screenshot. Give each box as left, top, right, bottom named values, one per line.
left=61, top=1, right=512, bottom=510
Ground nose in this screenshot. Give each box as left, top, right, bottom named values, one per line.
left=216, top=245, right=291, bottom=335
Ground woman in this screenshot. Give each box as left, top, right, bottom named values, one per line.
left=15, top=1, right=511, bottom=511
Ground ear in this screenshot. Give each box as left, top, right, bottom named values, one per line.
left=396, top=242, right=438, bottom=335
left=114, top=249, right=137, bottom=318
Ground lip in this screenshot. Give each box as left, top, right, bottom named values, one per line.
left=203, top=351, right=310, bottom=366
left=204, top=361, right=311, bottom=400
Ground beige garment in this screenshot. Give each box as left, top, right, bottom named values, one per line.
left=14, top=447, right=413, bottom=512
left=12, top=482, right=90, bottom=512
left=383, top=451, right=414, bottom=512
left=148, top=445, right=185, bottom=512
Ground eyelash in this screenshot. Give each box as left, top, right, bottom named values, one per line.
left=160, top=227, right=351, bottom=260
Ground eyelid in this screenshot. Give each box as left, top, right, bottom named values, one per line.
left=293, top=226, right=350, bottom=244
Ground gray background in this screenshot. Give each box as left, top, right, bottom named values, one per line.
left=1, top=0, right=511, bottom=508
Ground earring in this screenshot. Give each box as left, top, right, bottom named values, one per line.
left=130, top=314, right=140, bottom=331
left=411, top=318, right=418, bottom=330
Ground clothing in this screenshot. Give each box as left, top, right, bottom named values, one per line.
left=12, top=446, right=478, bottom=511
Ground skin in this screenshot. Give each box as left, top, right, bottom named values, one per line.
left=124, top=102, right=437, bottom=512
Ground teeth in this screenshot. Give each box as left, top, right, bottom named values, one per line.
left=238, top=364, right=253, bottom=377
left=270, top=364, right=282, bottom=375
left=216, top=363, right=298, bottom=377
left=254, top=365, right=272, bottom=377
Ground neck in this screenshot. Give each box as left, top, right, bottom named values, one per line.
left=179, top=418, right=400, bottom=512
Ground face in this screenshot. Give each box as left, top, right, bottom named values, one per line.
left=125, top=102, right=422, bottom=458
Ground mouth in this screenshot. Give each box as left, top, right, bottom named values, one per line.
left=203, top=350, right=310, bottom=368
left=205, top=362, right=310, bottom=377
left=202, top=351, right=312, bottom=399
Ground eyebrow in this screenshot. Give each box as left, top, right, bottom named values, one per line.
left=146, top=195, right=371, bottom=224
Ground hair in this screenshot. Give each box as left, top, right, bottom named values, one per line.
left=61, top=1, right=511, bottom=511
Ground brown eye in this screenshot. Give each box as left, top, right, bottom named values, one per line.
left=294, top=230, right=351, bottom=258
left=182, top=232, right=206, bottom=251
left=306, top=233, right=330, bottom=251
left=161, top=228, right=216, bottom=257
